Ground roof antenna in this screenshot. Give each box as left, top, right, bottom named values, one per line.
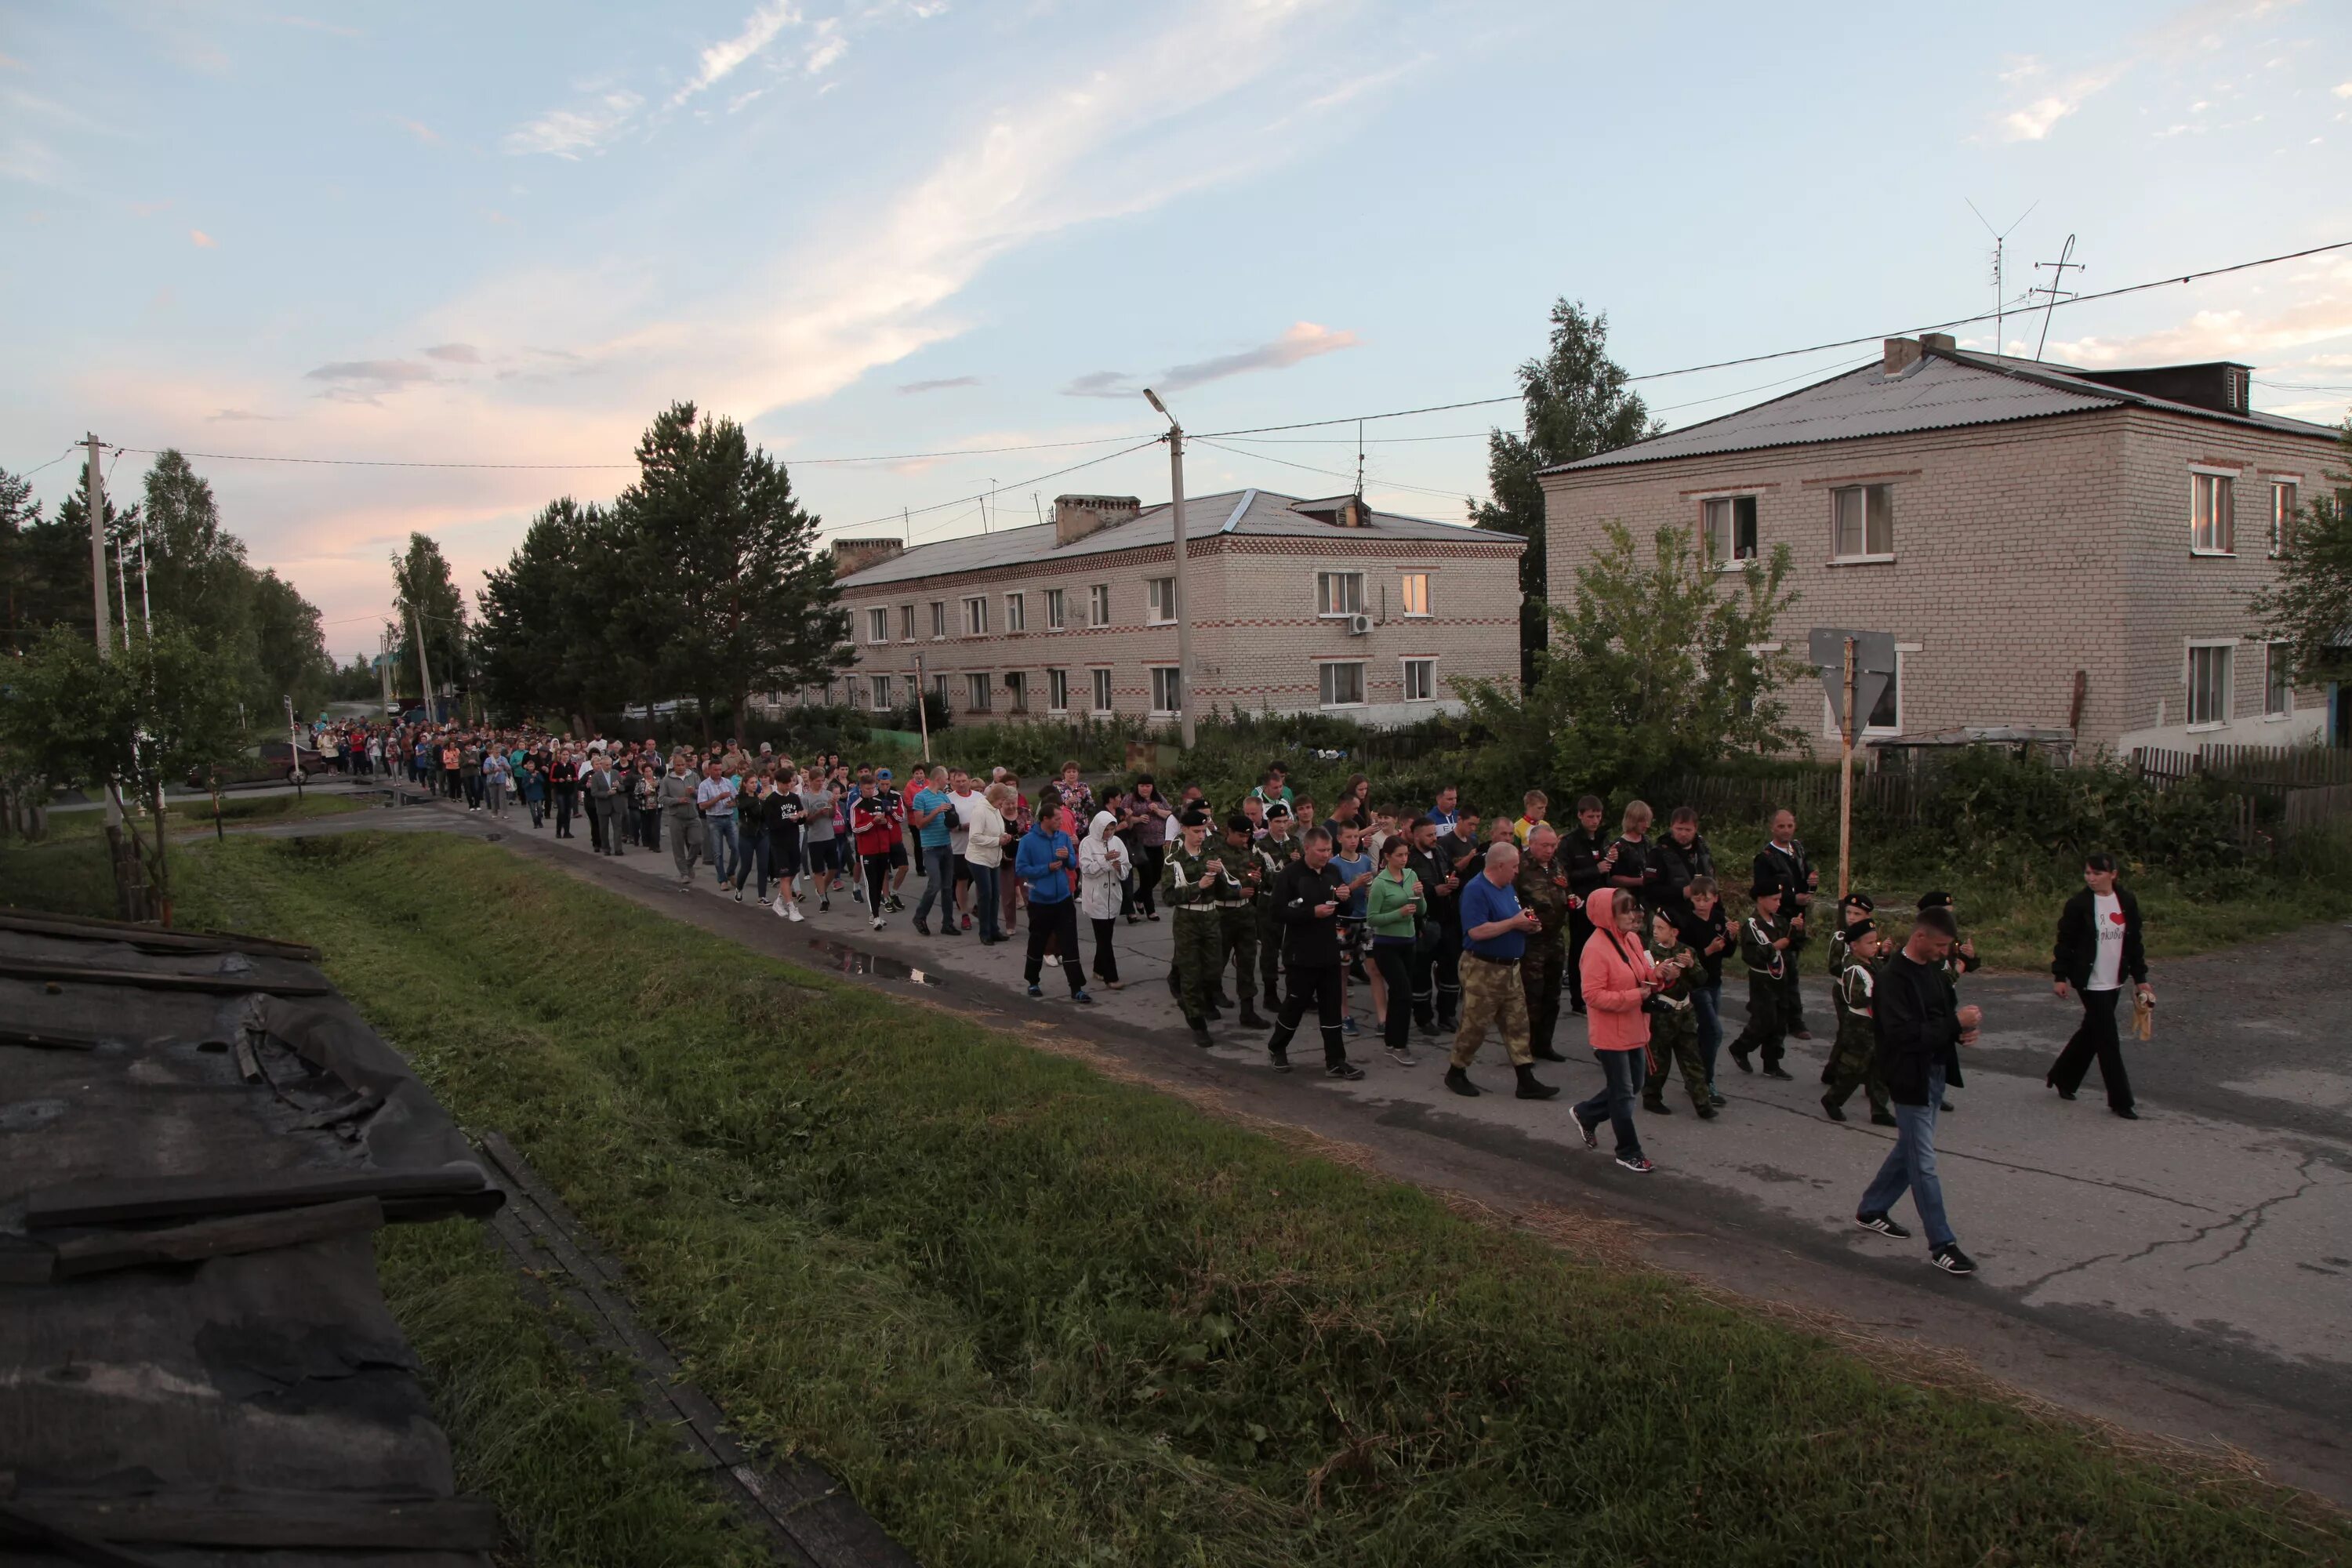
left=1354, top=418, right=1365, bottom=499
left=1965, top=197, right=2039, bottom=357
left=2029, top=235, right=2085, bottom=362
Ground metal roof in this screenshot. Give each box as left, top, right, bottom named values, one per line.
left=837, top=488, right=1518, bottom=589
left=1549, top=347, right=2342, bottom=474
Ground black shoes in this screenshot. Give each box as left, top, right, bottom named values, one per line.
left=1189, top=1023, right=1214, bottom=1049
left=1325, top=1061, right=1365, bottom=1080
left=1729, top=1047, right=1753, bottom=1074
left=1855, top=1211, right=1911, bottom=1239
left=1532, top=1045, right=1568, bottom=1063
left=1870, top=1110, right=1897, bottom=1127
left=913, top=919, right=931, bottom=936
left=1443, top=1066, right=1479, bottom=1098
left=1820, top=1097, right=1847, bottom=1123
left=2112, top=1105, right=2140, bottom=1120
left=1931, top=1243, right=1977, bottom=1276
left=1239, top=1007, right=1270, bottom=1030
left=1693, top=1103, right=1718, bottom=1120
left=1642, top=1096, right=1672, bottom=1115
left=1762, top=1065, right=1794, bottom=1082
left=1514, top=1065, right=1559, bottom=1101
left=1214, top=992, right=1236, bottom=1010
left=1268, top=1045, right=1292, bottom=1073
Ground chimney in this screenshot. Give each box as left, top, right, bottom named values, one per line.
left=1053, top=493, right=1141, bottom=546
left=1882, top=337, right=1924, bottom=376
left=1920, top=332, right=1956, bottom=353
left=829, top=537, right=905, bottom=579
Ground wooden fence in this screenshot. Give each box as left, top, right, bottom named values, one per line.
left=2129, top=743, right=2352, bottom=851
left=1661, top=769, right=1925, bottom=832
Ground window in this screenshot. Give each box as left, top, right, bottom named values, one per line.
left=965, top=672, right=992, bottom=712
left=1822, top=651, right=1903, bottom=737
left=847, top=680, right=862, bottom=708
left=1830, top=484, right=1893, bottom=559
left=1088, top=584, right=1111, bottom=627
left=1046, top=588, right=1067, bottom=630
left=1399, top=572, right=1431, bottom=617
left=1316, top=571, right=1365, bottom=616
left=928, top=601, right=946, bottom=639
left=1319, top=661, right=1366, bottom=707
left=866, top=608, right=889, bottom=644
left=1004, top=670, right=1028, bottom=711
left=2187, top=643, right=2233, bottom=726
left=1047, top=668, right=1069, bottom=712
left=2270, top=481, right=2299, bottom=557
left=1150, top=666, right=1184, bottom=713
left=1702, top=495, right=1759, bottom=563
left=869, top=674, right=893, bottom=708
left=2191, top=472, right=2236, bottom=554
left=1147, top=576, right=1178, bottom=624
left=898, top=604, right=915, bottom=641
left=1004, top=592, right=1026, bottom=632
left=1402, top=658, right=1436, bottom=701
left=2264, top=644, right=2291, bottom=719
left=1091, top=667, right=1113, bottom=713
left=961, top=595, right=988, bottom=636
left=931, top=673, right=949, bottom=704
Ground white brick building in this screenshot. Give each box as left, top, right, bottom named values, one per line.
left=1542, top=336, right=2347, bottom=757
left=826, top=489, right=1524, bottom=726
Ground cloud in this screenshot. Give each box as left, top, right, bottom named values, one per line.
left=303, top=359, right=440, bottom=403
left=208, top=408, right=285, bottom=422
left=0, top=52, right=23, bottom=71
left=423, top=343, right=483, bottom=364
left=897, top=376, right=981, bottom=394
left=670, top=2, right=801, bottom=107
left=1062, top=321, right=1360, bottom=398
left=2045, top=291, right=2352, bottom=367
left=1997, top=62, right=2126, bottom=140
left=1987, top=0, right=2295, bottom=143
left=502, top=89, right=643, bottom=158
left=189, top=228, right=216, bottom=248
left=2336, top=82, right=2352, bottom=98
left=1, top=136, right=65, bottom=185
left=804, top=19, right=848, bottom=74
left=274, top=14, right=365, bottom=38
left=393, top=116, right=440, bottom=145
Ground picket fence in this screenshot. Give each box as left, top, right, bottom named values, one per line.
left=1661, top=769, right=1925, bottom=833
left=2130, top=742, right=2352, bottom=851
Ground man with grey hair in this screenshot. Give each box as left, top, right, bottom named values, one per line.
left=657, top=751, right=704, bottom=891
left=1448, top=840, right=1557, bottom=1099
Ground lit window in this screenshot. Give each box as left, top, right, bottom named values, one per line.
left=1402, top=659, right=1435, bottom=701
left=1399, top=573, right=1431, bottom=617
left=2264, top=643, right=2291, bottom=717
left=1830, top=484, right=1893, bottom=558
left=1703, top=495, right=1759, bottom=562
left=1316, top=572, right=1365, bottom=616
left=1147, top=577, right=1177, bottom=623
left=1319, top=661, right=1365, bottom=706
left=1091, top=667, right=1113, bottom=713
left=2270, top=481, right=2299, bottom=557
left=866, top=608, right=889, bottom=644
left=1150, top=666, right=1183, bottom=713
left=1046, top=588, right=1067, bottom=630
left=1047, top=668, right=1069, bottom=712
left=2187, top=643, right=2232, bottom=725
left=1088, top=584, right=1111, bottom=626
left=965, top=672, right=992, bottom=712
left=961, top=596, right=988, bottom=636
left=2191, top=473, right=2235, bottom=554
left=1005, top=593, right=1026, bottom=632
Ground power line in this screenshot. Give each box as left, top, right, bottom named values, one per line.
left=1189, top=438, right=1475, bottom=503
left=2252, top=379, right=2352, bottom=395
left=15, top=445, right=79, bottom=478
left=822, top=437, right=1167, bottom=535
left=100, top=432, right=1155, bottom=474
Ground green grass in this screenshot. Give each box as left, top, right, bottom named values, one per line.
left=136, top=829, right=2347, bottom=1566
left=31, top=789, right=369, bottom=844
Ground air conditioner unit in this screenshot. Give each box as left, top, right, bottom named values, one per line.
left=1345, top=613, right=1372, bottom=637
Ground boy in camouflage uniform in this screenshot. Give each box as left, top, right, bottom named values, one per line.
left=1821, top=918, right=1896, bottom=1124
left=1161, top=813, right=1225, bottom=1047
left=1514, top=826, right=1576, bottom=1063
left=1214, top=815, right=1271, bottom=1029
left=1726, top=883, right=1796, bottom=1079
left=1822, top=891, right=1875, bottom=1083
left=1642, top=908, right=1715, bottom=1117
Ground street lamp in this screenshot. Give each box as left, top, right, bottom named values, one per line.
left=1141, top=387, right=1196, bottom=750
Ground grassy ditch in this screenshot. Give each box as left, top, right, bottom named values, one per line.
left=145, top=829, right=2350, bottom=1566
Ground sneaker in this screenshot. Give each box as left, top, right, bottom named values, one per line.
left=962, top=913, right=973, bottom=931
left=1269, top=1047, right=1292, bottom=1073
left=1762, top=1065, right=1794, bottom=1082
left=1043, top=954, right=1059, bottom=967
left=1708, top=1090, right=1727, bottom=1108
left=1073, top=990, right=1094, bottom=1005
left=913, top=919, right=931, bottom=937
left=939, top=924, right=961, bottom=938
left=787, top=905, right=804, bottom=923
left=1341, top=1016, right=1361, bottom=1036
left=1931, top=1243, right=1977, bottom=1276
left=1026, top=983, right=1044, bottom=998
left=733, top=888, right=743, bottom=902
left=1693, top=1103, right=1718, bottom=1120
left=1572, top=1111, right=1598, bottom=1149
left=1855, top=1212, right=1911, bottom=1239
left=819, top=896, right=829, bottom=912
left=1614, top=1154, right=1654, bottom=1174
left=871, top=916, right=885, bottom=931
left=1820, top=1096, right=1847, bottom=1123
left=1325, top=1061, right=1366, bottom=1081
left=1386, top=1046, right=1418, bottom=1068
left=1728, top=1047, right=1753, bottom=1074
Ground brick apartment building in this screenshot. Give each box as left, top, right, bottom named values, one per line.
left=1542, top=336, right=2347, bottom=758
left=821, top=488, right=1524, bottom=726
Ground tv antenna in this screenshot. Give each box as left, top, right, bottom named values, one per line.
left=2029, top=235, right=2085, bottom=361
left=1966, top=197, right=2039, bottom=355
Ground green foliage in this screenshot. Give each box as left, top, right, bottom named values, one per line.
left=1919, top=750, right=2250, bottom=889
left=392, top=531, right=469, bottom=702
left=0, top=616, right=245, bottom=800
left=2250, top=417, right=2352, bottom=687
left=474, top=498, right=626, bottom=724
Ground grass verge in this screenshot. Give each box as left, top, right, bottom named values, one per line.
left=140, top=832, right=2350, bottom=1564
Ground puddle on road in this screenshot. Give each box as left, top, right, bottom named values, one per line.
left=802, top=937, right=941, bottom=985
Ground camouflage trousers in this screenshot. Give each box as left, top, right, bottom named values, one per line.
left=1521, top=942, right=1565, bottom=1057
left=1642, top=1010, right=1709, bottom=1105
left=1171, top=910, right=1223, bottom=1025
left=1219, top=906, right=1259, bottom=1003
left=1450, top=954, right=1532, bottom=1069
left=1823, top=1019, right=1892, bottom=1117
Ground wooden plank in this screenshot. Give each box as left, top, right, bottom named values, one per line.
left=0, top=1023, right=103, bottom=1051
left=0, top=959, right=330, bottom=996
left=27, top=1167, right=486, bottom=1230
left=12, top=1491, right=499, bottom=1550
left=51, top=1197, right=387, bottom=1278
left=0, top=1503, right=169, bottom=1567
left=0, top=908, right=320, bottom=961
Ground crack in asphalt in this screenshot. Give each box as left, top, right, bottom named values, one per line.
left=2014, top=1153, right=2329, bottom=1295
left=2181, top=1154, right=2326, bottom=1273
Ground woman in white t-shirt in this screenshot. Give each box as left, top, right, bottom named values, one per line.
left=2047, top=852, right=2154, bottom=1119
left=962, top=783, right=1014, bottom=945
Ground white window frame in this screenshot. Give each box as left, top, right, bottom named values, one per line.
left=928, top=601, right=946, bottom=640
left=1316, top=570, right=1366, bottom=618
left=898, top=604, right=916, bottom=641
left=2269, top=479, right=2300, bottom=558
left=965, top=671, right=992, bottom=712
left=1399, top=572, right=1432, bottom=618
left=931, top=672, right=949, bottom=704
left=1149, top=664, right=1184, bottom=717
left=1317, top=659, right=1367, bottom=709
left=1004, top=670, right=1029, bottom=712
left=2190, top=469, right=2237, bottom=556
left=2263, top=641, right=2292, bottom=720
left=1828, top=483, right=1894, bottom=563
left=1088, top=583, right=1111, bottom=628
left=869, top=673, right=893, bottom=708
left=1090, top=666, right=1113, bottom=714
left=1821, top=645, right=1911, bottom=739
left=961, top=595, right=989, bottom=637
left=1700, top=492, right=1760, bottom=569
left=1044, top=587, right=1067, bottom=630
left=1146, top=576, right=1178, bottom=625
left=2185, top=639, right=2234, bottom=729
left=1047, top=667, right=1069, bottom=713
left=1399, top=656, right=1437, bottom=702
left=865, top=607, right=889, bottom=644
left=1004, top=591, right=1026, bottom=633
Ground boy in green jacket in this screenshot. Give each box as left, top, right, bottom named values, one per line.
left=1821, top=920, right=1896, bottom=1125
left=1642, top=908, right=1715, bottom=1118
left=1726, top=883, right=1795, bottom=1080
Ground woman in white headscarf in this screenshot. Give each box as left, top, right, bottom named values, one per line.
left=1079, top=809, right=1132, bottom=990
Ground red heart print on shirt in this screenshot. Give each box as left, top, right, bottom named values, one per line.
left=2108, top=911, right=2128, bottom=924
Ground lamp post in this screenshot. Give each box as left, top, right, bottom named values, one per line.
left=1141, top=388, right=1195, bottom=750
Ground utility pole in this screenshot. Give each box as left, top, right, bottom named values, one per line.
left=378, top=625, right=395, bottom=717
left=2031, top=235, right=2085, bottom=361
left=1142, top=389, right=1196, bottom=750
left=85, top=435, right=111, bottom=660
left=408, top=604, right=436, bottom=724
left=1838, top=636, right=1856, bottom=900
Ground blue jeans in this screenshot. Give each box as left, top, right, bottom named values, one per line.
left=735, top=826, right=772, bottom=897
left=1574, top=1047, right=1645, bottom=1160
left=705, top=815, right=739, bottom=884
left=1693, top=979, right=1722, bottom=1087
left=915, top=844, right=956, bottom=923
left=970, top=863, right=1001, bottom=940
left=1859, top=1068, right=1954, bottom=1249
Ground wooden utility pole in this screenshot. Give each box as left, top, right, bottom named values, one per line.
left=1838, top=635, right=1857, bottom=900
left=913, top=652, right=932, bottom=763
left=85, top=434, right=138, bottom=920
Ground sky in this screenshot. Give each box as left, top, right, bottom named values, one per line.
left=4, top=0, right=2350, bottom=661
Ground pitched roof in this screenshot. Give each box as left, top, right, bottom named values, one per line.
left=835, top=488, right=1519, bottom=589
left=1548, top=347, right=2342, bottom=474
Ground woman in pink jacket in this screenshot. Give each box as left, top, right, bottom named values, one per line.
left=1574, top=887, right=1683, bottom=1173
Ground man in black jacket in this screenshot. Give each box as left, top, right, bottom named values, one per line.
left=2047, top=853, right=2153, bottom=1118
left=1653, top=807, right=1714, bottom=911
left=1561, top=795, right=1615, bottom=1014
left=1854, top=906, right=1980, bottom=1276
left=1264, top=829, right=1363, bottom=1080
left=1751, top=809, right=1818, bottom=1037
left=1405, top=817, right=1465, bottom=1035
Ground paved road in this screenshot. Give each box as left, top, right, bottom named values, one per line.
left=255, top=800, right=2352, bottom=1502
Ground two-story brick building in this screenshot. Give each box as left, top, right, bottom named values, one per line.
left=825, top=488, right=1523, bottom=725
left=1542, top=336, right=2347, bottom=757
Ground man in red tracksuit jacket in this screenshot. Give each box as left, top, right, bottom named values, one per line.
left=848, top=771, right=902, bottom=931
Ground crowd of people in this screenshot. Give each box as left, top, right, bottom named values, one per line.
left=367, top=718, right=2157, bottom=1280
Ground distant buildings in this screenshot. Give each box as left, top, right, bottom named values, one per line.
left=1543, top=336, right=2347, bottom=756
left=821, top=489, right=1524, bottom=726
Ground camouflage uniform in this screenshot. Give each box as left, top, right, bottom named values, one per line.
left=1822, top=952, right=1893, bottom=1120
left=1450, top=952, right=1533, bottom=1069
left=1514, top=854, right=1577, bottom=1059
left=1161, top=839, right=1225, bottom=1030
left=1642, top=939, right=1711, bottom=1109
left=1253, top=833, right=1301, bottom=1007
left=1212, top=837, right=1264, bottom=1013
left=1726, top=907, right=1791, bottom=1072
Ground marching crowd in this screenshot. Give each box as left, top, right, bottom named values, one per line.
left=372, top=718, right=2158, bottom=1280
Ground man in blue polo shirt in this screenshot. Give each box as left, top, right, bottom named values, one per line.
left=1446, top=840, right=1558, bottom=1101
left=909, top=765, right=958, bottom=937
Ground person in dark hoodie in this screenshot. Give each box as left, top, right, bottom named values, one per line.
left=1853, top=906, right=1981, bottom=1276
left=1651, top=806, right=1715, bottom=912
left=1262, top=827, right=1363, bottom=1080
left=2047, top=853, right=2152, bottom=1119
left=1561, top=795, right=1616, bottom=1014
